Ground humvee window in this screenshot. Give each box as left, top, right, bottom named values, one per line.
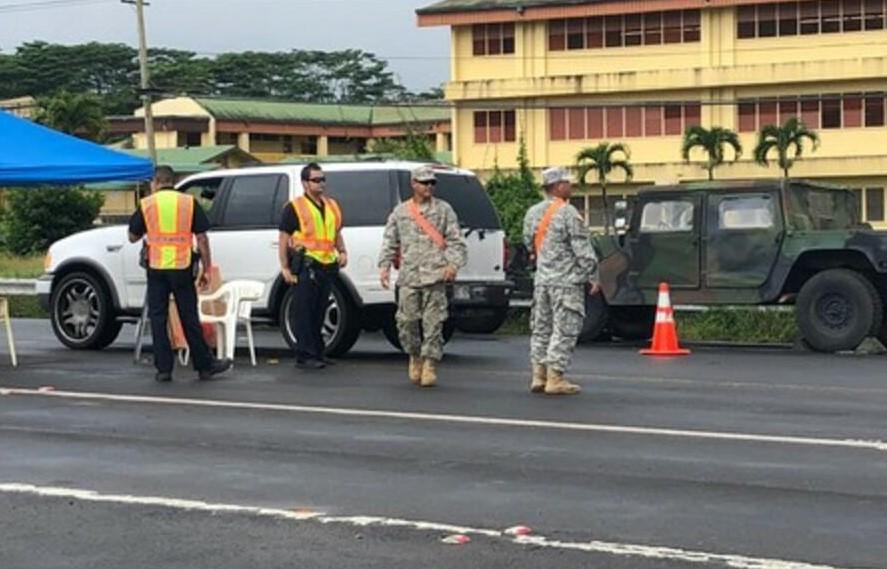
left=787, top=185, right=858, bottom=230
left=639, top=200, right=694, bottom=233
left=718, top=195, right=775, bottom=230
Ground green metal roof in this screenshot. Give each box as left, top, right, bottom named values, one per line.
left=122, top=145, right=239, bottom=165
left=194, top=98, right=449, bottom=126
left=417, top=0, right=596, bottom=15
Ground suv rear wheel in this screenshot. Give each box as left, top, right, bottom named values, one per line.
left=50, top=271, right=121, bottom=349
left=796, top=269, right=882, bottom=352
left=280, top=280, right=362, bottom=357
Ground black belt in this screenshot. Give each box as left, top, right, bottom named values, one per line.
left=304, top=258, right=338, bottom=272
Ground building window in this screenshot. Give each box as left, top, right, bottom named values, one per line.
left=866, top=187, right=884, bottom=221
left=738, top=92, right=887, bottom=131
left=549, top=9, right=700, bottom=51
left=821, top=96, right=842, bottom=128
left=865, top=93, right=885, bottom=126
left=474, top=110, right=516, bottom=143
left=739, top=0, right=887, bottom=37
left=177, top=131, right=202, bottom=147
left=472, top=23, right=515, bottom=56
left=549, top=103, right=700, bottom=141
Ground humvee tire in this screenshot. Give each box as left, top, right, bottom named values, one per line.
left=578, top=293, right=609, bottom=343
left=796, top=269, right=882, bottom=352
left=609, top=305, right=656, bottom=340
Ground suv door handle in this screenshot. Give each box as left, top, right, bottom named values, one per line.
left=106, top=244, right=122, bottom=252
left=270, top=242, right=279, bottom=248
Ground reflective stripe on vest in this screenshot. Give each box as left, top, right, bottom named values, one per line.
left=290, top=195, right=341, bottom=264
left=141, top=190, right=194, bottom=270
left=407, top=199, right=446, bottom=250
left=534, top=198, right=566, bottom=257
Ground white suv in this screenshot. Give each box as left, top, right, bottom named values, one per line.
left=37, top=161, right=512, bottom=356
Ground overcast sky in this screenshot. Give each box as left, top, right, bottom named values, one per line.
left=0, top=0, right=450, bottom=91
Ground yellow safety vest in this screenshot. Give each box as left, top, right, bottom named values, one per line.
left=141, top=190, right=195, bottom=270
left=290, top=195, right=342, bottom=265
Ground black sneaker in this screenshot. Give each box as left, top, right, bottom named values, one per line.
left=155, top=372, right=172, bottom=383
left=198, top=358, right=232, bottom=381
left=295, top=358, right=326, bottom=370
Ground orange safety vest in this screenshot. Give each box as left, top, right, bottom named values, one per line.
left=407, top=199, right=446, bottom=250
left=290, top=195, right=342, bottom=265
left=533, top=198, right=567, bottom=257
left=141, top=190, right=195, bottom=270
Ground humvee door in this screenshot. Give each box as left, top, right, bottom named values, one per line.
left=705, top=191, right=782, bottom=288
left=629, top=194, right=702, bottom=289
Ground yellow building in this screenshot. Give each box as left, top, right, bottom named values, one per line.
left=418, top=0, right=887, bottom=226
left=110, top=96, right=452, bottom=165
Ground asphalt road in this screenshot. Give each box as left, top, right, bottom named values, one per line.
left=1, top=319, right=885, bottom=569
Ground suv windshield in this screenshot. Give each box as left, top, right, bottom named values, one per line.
left=399, top=172, right=501, bottom=230
left=787, top=184, right=859, bottom=230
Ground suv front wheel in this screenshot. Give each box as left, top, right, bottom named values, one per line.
left=50, top=271, right=121, bottom=349
left=279, top=280, right=362, bottom=357
left=796, top=269, right=882, bottom=352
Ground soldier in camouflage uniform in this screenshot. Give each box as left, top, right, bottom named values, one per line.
left=378, top=166, right=468, bottom=387
left=523, top=167, right=599, bottom=395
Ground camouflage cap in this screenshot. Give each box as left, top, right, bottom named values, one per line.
left=411, top=165, right=437, bottom=182
left=542, top=166, right=571, bottom=186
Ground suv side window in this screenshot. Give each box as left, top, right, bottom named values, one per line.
left=639, top=200, right=694, bottom=233
left=219, top=174, right=286, bottom=229
left=324, top=171, right=395, bottom=226
left=717, top=195, right=775, bottom=230
left=177, top=177, right=225, bottom=221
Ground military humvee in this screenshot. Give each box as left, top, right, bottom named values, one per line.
left=586, top=179, right=887, bottom=352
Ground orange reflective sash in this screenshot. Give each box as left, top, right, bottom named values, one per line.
left=407, top=199, right=446, bottom=250
left=534, top=199, right=566, bottom=256
left=142, top=191, right=194, bottom=270
left=290, top=196, right=341, bottom=261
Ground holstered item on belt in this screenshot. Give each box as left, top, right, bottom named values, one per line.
left=289, top=247, right=306, bottom=276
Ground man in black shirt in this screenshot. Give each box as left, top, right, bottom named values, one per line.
left=278, top=163, right=348, bottom=369
left=128, top=166, right=231, bottom=382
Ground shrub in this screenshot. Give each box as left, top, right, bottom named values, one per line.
left=2, top=187, right=104, bottom=255
left=485, top=139, right=541, bottom=247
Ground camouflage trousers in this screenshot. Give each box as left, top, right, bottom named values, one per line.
left=396, top=283, right=448, bottom=362
left=530, top=284, right=585, bottom=373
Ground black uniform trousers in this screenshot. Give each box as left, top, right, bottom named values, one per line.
left=290, top=262, right=334, bottom=361
left=147, top=268, right=214, bottom=373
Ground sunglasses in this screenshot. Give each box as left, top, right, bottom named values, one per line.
left=308, top=177, right=326, bottom=184
left=416, top=179, right=436, bottom=187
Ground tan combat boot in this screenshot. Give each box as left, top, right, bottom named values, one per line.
left=544, top=368, right=581, bottom=395
left=408, top=355, right=423, bottom=385
left=530, top=364, right=547, bottom=393
left=420, top=358, right=437, bottom=387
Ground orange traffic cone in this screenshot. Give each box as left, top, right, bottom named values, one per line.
left=640, top=282, right=690, bottom=356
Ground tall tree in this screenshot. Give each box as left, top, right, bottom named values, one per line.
left=486, top=139, right=541, bottom=247
left=681, top=125, right=742, bottom=180
left=753, top=117, right=820, bottom=177
left=35, top=91, right=107, bottom=141
left=575, top=142, right=634, bottom=235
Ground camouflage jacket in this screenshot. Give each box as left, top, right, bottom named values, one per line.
left=378, top=197, right=468, bottom=288
left=523, top=197, right=598, bottom=287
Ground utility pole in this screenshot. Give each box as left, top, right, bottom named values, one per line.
left=124, top=0, right=157, bottom=166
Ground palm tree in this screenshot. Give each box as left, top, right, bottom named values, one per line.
left=753, top=117, right=820, bottom=178
left=35, top=91, right=107, bottom=141
left=575, top=142, right=633, bottom=235
left=681, top=126, right=742, bottom=181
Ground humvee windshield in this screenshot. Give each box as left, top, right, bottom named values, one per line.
left=786, top=183, right=859, bottom=230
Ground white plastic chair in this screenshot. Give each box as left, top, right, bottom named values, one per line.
left=197, top=280, right=265, bottom=366
left=0, top=296, right=17, bottom=368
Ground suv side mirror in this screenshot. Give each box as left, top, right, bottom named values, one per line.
left=613, top=200, right=629, bottom=235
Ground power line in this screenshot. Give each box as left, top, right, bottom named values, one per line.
left=0, top=0, right=114, bottom=12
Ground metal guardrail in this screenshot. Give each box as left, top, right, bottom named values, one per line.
left=0, top=278, right=37, bottom=296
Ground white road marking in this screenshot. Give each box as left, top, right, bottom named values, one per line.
left=3, top=387, right=886, bottom=452
left=0, top=483, right=845, bottom=569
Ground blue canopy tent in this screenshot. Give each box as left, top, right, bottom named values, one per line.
left=0, top=110, right=153, bottom=185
